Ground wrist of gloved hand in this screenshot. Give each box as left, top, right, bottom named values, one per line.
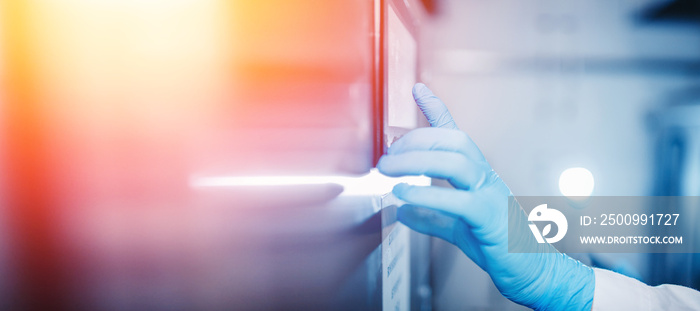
left=513, top=249, right=595, bottom=311
left=498, top=197, right=595, bottom=311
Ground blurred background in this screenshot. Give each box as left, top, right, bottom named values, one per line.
left=0, top=0, right=699, bottom=310
left=421, top=1, right=700, bottom=309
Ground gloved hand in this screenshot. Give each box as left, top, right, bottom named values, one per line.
left=377, top=83, right=594, bottom=311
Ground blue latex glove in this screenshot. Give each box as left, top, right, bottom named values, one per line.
left=377, top=83, right=594, bottom=311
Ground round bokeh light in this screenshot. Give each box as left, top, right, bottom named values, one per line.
left=559, top=167, right=594, bottom=198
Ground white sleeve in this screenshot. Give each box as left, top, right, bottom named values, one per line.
left=592, top=268, right=700, bottom=311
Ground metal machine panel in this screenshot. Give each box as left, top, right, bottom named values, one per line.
left=0, top=0, right=432, bottom=309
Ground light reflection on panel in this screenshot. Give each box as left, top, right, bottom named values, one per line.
left=387, top=6, right=418, bottom=130
left=191, top=169, right=430, bottom=197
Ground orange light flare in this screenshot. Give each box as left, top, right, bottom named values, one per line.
left=0, top=0, right=235, bottom=307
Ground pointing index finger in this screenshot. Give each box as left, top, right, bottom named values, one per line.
left=413, top=83, right=459, bottom=130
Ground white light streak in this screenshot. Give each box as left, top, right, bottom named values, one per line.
left=191, top=169, right=431, bottom=196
